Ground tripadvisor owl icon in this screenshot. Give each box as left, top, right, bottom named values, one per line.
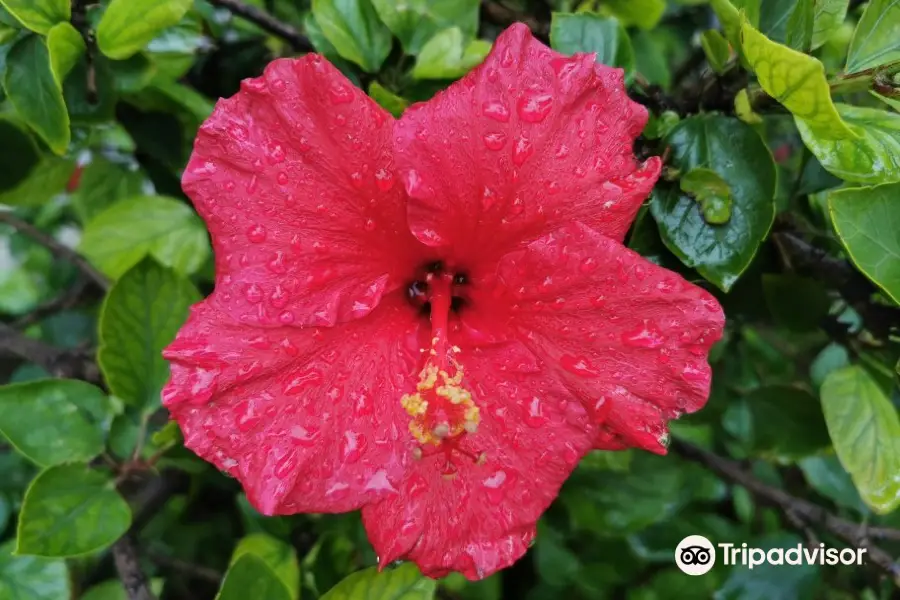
left=676, top=535, right=716, bottom=575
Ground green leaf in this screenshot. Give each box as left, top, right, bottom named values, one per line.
left=16, top=465, right=131, bottom=557
left=0, top=155, right=74, bottom=207
left=811, top=0, right=849, bottom=50
left=231, top=534, right=300, bottom=600
left=740, top=386, right=831, bottom=458
left=370, top=0, right=478, bottom=55
left=99, top=259, right=200, bottom=410
left=735, top=88, right=764, bottom=124
left=701, top=29, right=731, bottom=74
left=79, top=195, right=211, bottom=279
left=710, top=0, right=743, bottom=53
left=0, top=0, right=68, bottom=34
left=679, top=167, right=734, bottom=225
left=368, top=81, right=408, bottom=117
left=798, top=455, right=867, bottom=513
left=46, top=22, right=85, bottom=86
left=321, top=563, right=436, bottom=600
left=600, top=0, right=667, bottom=30
left=0, top=117, right=40, bottom=193
left=2, top=34, right=70, bottom=155
left=0, top=380, right=114, bottom=467
left=0, top=540, right=70, bottom=600
left=741, top=16, right=855, bottom=137
left=785, top=0, right=814, bottom=51
left=820, top=366, right=900, bottom=513
left=217, top=554, right=292, bottom=600
left=70, top=157, right=146, bottom=224
left=762, top=274, right=831, bottom=331
left=96, top=0, right=193, bottom=60
left=797, top=104, right=900, bottom=184
left=650, top=115, right=776, bottom=291
left=80, top=579, right=165, bottom=600
left=549, top=13, right=634, bottom=77
left=845, top=0, right=900, bottom=73
left=828, top=183, right=900, bottom=303
left=311, top=0, right=393, bottom=73
left=149, top=76, right=214, bottom=122
left=412, top=28, right=490, bottom=80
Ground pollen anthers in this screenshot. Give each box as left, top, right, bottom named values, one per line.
left=401, top=342, right=480, bottom=446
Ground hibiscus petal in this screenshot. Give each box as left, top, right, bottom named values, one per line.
left=162, top=294, right=423, bottom=514
left=184, top=54, right=423, bottom=328
left=395, top=23, right=660, bottom=266
left=362, top=341, right=594, bottom=580
left=489, top=222, right=725, bottom=453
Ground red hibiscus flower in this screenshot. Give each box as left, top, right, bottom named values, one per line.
left=162, top=24, right=724, bottom=580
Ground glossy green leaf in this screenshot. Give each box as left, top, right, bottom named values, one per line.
left=149, top=76, right=214, bottom=122
left=710, top=0, right=743, bottom=52
left=0, top=540, right=70, bottom=600
left=821, top=366, right=900, bottom=513
left=741, top=17, right=854, bottom=137
left=217, top=554, right=292, bottom=600
left=735, top=88, right=764, bottom=124
left=741, top=386, right=831, bottom=458
left=873, top=90, right=900, bottom=112
left=0, top=118, right=40, bottom=193
left=550, top=13, right=634, bottom=76
left=321, top=563, right=436, bottom=600
left=828, top=183, right=900, bottom=304
left=231, top=534, right=300, bottom=600
left=0, top=380, right=113, bottom=467
left=650, top=115, right=776, bottom=291
left=845, top=0, right=900, bottom=73
left=798, top=455, right=867, bottom=513
left=680, top=167, right=734, bottom=224
left=2, top=35, right=70, bottom=154
left=311, top=0, right=392, bottom=73
left=701, top=29, right=731, bottom=74
left=412, top=28, right=490, bottom=80
left=601, top=0, right=667, bottom=30
left=70, top=158, right=145, bottom=224
left=99, top=259, right=199, bottom=410
left=96, top=0, right=192, bottom=60
left=797, top=104, right=900, bottom=184
left=0, top=0, right=68, bottom=34
left=79, top=195, right=211, bottom=279
left=16, top=465, right=131, bottom=557
left=811, top=0, right=849, bottom=49
left=370, top=0, right=478, bottom=55
left=785, top=0, right=814, bottom=51
left=368, top=81, right=408, bottom=117
left=0, top=155, right=75, bottom=207
left=46, top=22, right=85, bottom=86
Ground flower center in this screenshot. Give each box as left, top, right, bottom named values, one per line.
left=400, top=270, right=480, bottom=451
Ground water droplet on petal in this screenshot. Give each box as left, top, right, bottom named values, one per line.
left=483, top=469, right=515, bottom=504
left=560, top=354, right=599, bottom=377
left=525, top=397, right=549, bottom=427
left=277, top=172, right=289, bottom=185
left=374, top=168, right=393, bottom=191
left=290, top=425, right=319, bottom=446
left=517, top=91, right=553, bottom=123
left=483, top=132, right=507, bottom=150
left=270, top=79, right=286, bottom=92
left=279, top=310, right=295, bottom=324
left=267, top=143, right=285, bottom=164
left=244, top=284, right=263, bottom=304
left=246, top=224, right=267, bottom=243
left=330, top=83, right=354, bottom=104
left=483, top=101, right=510, bottom=123
left=341, top=431, right=366, bottom=463
left=580, top=257, right=597, bottom=273
left=513, top=137, right=534, bottom=166
left=283, top=368, right=323, bottom=395
left=621, top=321, right=665, bottom=349
left=403, top=169, right=434, bottom=199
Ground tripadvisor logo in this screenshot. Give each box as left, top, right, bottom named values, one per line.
left=675, top=535, right=868, bottom=575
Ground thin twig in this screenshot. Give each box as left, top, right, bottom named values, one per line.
left=207, top=0, right=313, bottom=51
left=672, top=440, right=900, bottom=586
left=0, top=323, right=100, bottom=382
left=0, top=212, right=109, bottom=291
left=112, top=535, right=157, bottom=600
left=481, top=1, right=549, bottom=37
left=148, top=552, right=222, bottom=584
